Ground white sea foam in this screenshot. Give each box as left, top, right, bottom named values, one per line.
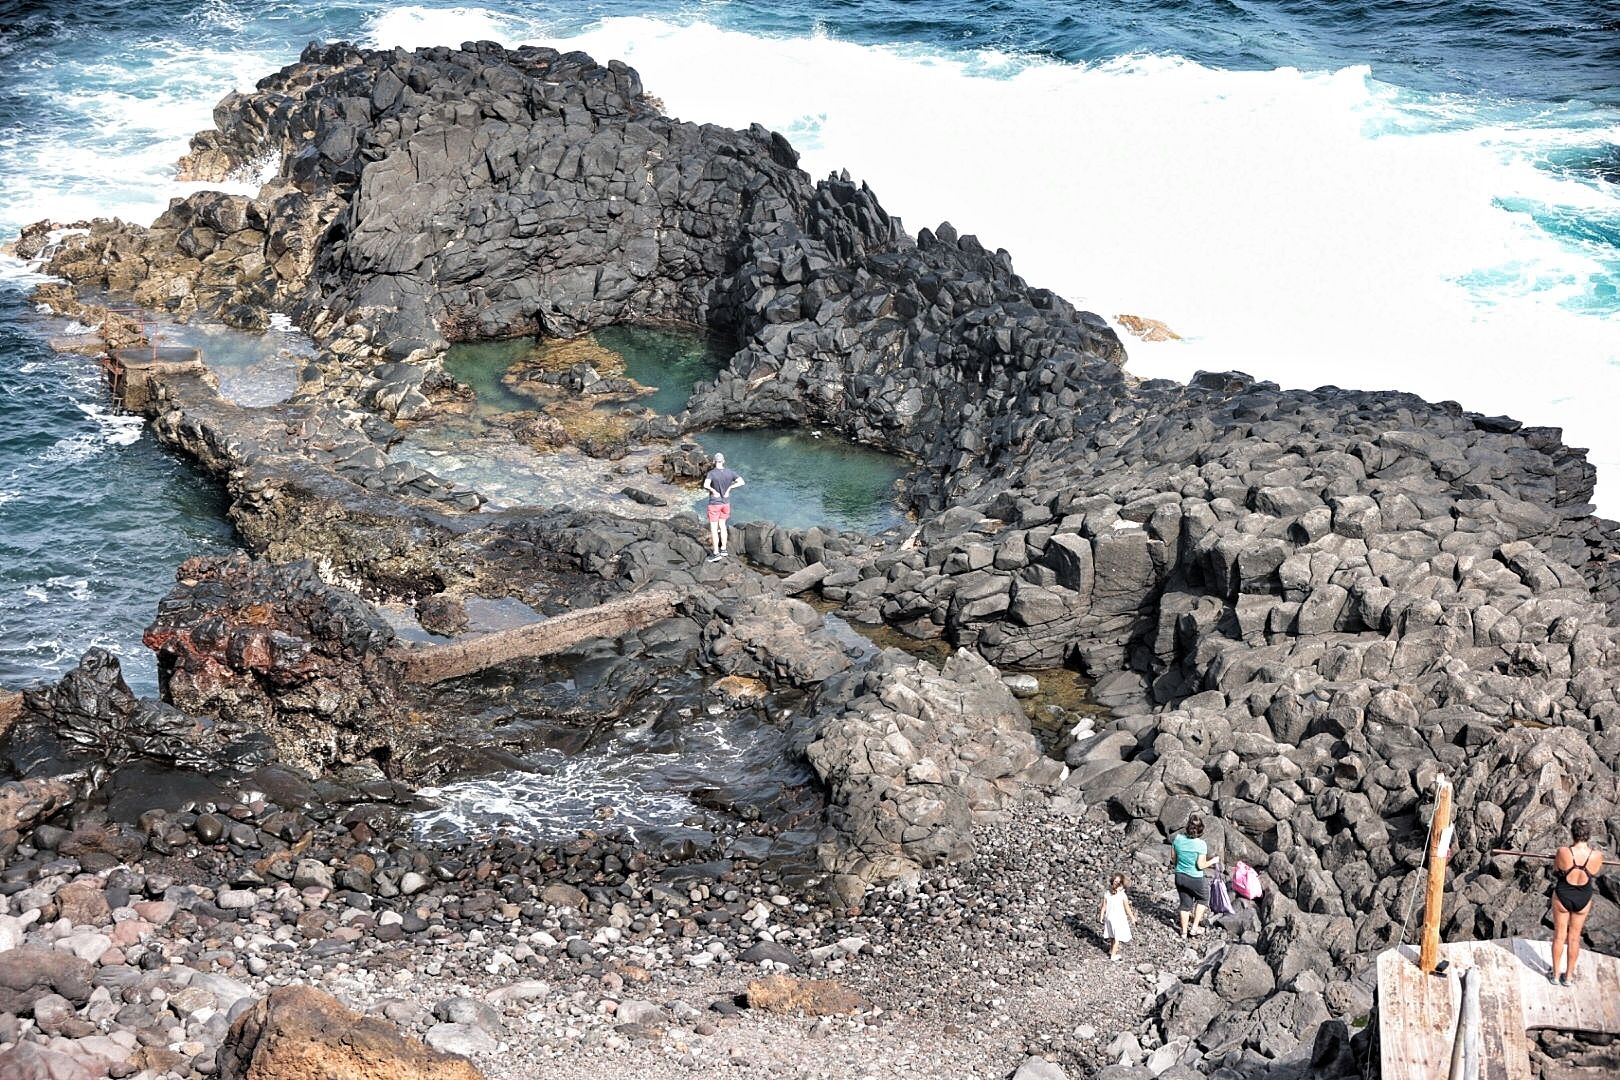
left=366, top=9, right=1620, bottom=513
left=11, top=5, right=1616, bottom=510
left=362, top=5, right=543, bottom=51
left=44, top=576, right=92, bottom=601
left=73, top=401, right=145, bottom=448
left=414, top=759, right=700, bottom=843
left=0, top=43, right=281, bottom=236
left=0, top=254, right=56, bottom=288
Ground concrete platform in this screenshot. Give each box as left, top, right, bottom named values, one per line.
left=108, top=346, right=206, bottom=408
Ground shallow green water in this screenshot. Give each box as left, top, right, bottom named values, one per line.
left=692, top=428, right=907, bottom=533
left=441, top=327, right=911, bottom=534
left=595, top=324, right=723, bottom=416
left=442, top=338, right=543, bottom=415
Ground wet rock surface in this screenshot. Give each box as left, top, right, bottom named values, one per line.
left=7, top=34, right=1620, bottom=1080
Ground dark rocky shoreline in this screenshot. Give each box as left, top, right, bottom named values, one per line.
left=3, top=36, right=1619, bottom=1079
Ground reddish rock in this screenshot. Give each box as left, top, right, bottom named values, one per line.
left=217, top=985, right=484, bottom=1080
left=1114, top=312, right=1182, bottom=341
left=0, top=777, right=76, bottom=836
left=0, top=689, right=22, bottom=737
left=141, top=555, right=406, bottom=775
left=743, top=974, right=869, bottom=1017
left=110, top=919, right=155, bottom=948
left=55, top=881, right=110, bottom=927
left=711, top=674, right=768, bottom=707
left=133, top=900, right=176, bottom=925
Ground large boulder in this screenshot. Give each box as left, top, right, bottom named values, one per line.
left=0, top=946, right=95, bottom=1015
left=701, top=593, right=853, bottom=686
left=13, top=648, right=262, bottom=772
left=217, top=985, right=484, bottom=1080
left=803, top=649, right=1053, bottom=881
left=142, top=555, right=404, bottom=773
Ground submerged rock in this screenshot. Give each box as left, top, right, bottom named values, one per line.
left=710, top=674, right=769, bottom=707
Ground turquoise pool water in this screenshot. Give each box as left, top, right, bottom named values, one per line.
left=442, top=338, right=544, bottom=415
left=441, top=328, right=911, bottom=534
left=692, top=427, right=908, bottom=534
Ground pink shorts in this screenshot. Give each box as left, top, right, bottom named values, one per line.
left=706, top=502, right=731, bottom=523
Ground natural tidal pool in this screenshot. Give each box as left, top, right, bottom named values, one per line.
left=436, top=326, right=910, bottom=534
left=155, top=314, right=309, bottom=407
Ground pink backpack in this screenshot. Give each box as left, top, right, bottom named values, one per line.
left=1231, top=861, right=1263, bottom=900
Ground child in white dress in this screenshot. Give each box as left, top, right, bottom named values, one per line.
left=1099, top=873, right=1135, bottom=961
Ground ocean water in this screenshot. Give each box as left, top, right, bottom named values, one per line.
left=0, top=287, right=234, bottom=695
left=1, top=0, right=1616, bottom=689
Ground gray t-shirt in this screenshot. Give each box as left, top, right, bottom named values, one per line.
left=705, top=467, right=740, bottom=504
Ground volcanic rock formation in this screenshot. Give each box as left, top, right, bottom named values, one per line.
left=15, top=37, right=1620, bottom=1077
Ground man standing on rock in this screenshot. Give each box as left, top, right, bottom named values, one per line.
left=703, top=452, right=744, bottom=563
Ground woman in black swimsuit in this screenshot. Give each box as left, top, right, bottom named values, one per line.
left=1550, top=817, right=1604, bottom=986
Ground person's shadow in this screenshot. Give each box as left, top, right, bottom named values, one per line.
left=1064, top=911, right=1110, bottom=953
left=1135, top=888, right=1184, bottom=933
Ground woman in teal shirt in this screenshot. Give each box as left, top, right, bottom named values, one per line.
left=1171, top=814, right=1220, bottom=939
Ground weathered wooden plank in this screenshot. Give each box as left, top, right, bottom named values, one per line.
left=1510, top=938, right=1620, bottom=1035
left=1380, top=944, right=1470, bottom=1080
left=1473, top=943, right=1527, bottom=1080
left=1380, top=939, right=1620, bottom=1080
left=389, top=589, right=680, bottom=684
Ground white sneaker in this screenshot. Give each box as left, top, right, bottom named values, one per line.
left=706, top=553, right=725, bottom=563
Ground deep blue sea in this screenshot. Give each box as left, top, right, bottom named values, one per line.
left=0, top=0, right=1616, bottom=692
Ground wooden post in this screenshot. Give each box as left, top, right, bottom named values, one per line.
left=1420, top=775, right=1453, bottom=973
left=1447, top=966, right=1480, bottom=1080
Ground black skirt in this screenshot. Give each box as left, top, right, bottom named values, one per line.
left=1175, top=871, right=1210, bottom=912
